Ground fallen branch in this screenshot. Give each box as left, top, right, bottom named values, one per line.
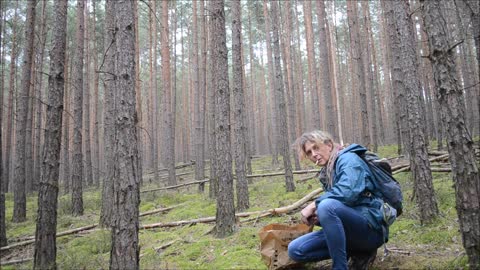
left=428, top=150, right=448, bottom=156
left=0, top=257, right=33, bottom=266
left=393, top=154, right=449, bottom=175
left=246, top=169, right=319, bottom=178
left=139, top=205, right=178, bottom=217
left=140, top=179, right=209, bottom=193
left=1, top=205, right=178, bottom=251
left=430, top=167, right=451, bottom=172
left=154, top=240, right=178, bottom=252
left=0, top=224, right=99, bottom=252
left=140, top=187, right=323, bottom=230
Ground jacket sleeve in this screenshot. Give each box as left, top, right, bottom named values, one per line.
left=315, top=154, right=369, bottom=207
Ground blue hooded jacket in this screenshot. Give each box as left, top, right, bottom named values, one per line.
left=315, top=144, right=385, bottom=233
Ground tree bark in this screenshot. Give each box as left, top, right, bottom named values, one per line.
left=389, top=0, right=439, bottom=223
left=346, top=0, right=370, bottom=147
left=231, top=0, right=249, bottom=211
left=33, top=0, right=48, bottom=192
left=302, top=0, right=321, bottom=129
left=0, top=0, right=5, bottom=247
left=83, top=2, right=93, bottom=187
left=71, top=0, right=85, bottom=216
left=421, top=0, right=480, bottom=267
left=33, top=1, right=68, bottom=268
left=3, top=1, right=18, bottom=193
left=13, top=0, right=36, bottom=222
left=316, top=0, right=336, bottom=139
left=211, top=0, right=236, bottom=238
left=270, top=0, right=295, bottom=193
left=161, top=0, right=176, bottom=187
left=100, top=0, right=115, bottom=227
left=109, top=0, right=140, bottom=268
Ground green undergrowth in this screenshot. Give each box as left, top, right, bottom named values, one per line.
left=2, top=144, right=472, bottom=269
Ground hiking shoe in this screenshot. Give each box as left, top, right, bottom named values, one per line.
left=348, top=249, right=377, bottom=270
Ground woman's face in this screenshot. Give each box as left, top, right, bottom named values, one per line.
left=304, top=141, right=332, bottom=166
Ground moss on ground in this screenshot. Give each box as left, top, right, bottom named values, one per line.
left=2, top=144, right=473, bottom=269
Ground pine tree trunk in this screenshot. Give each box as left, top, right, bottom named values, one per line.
left=92, top=0, right=101, bottom=187
left=13, top=0, right=36, bottom=222
left=33, top=0, right=48, bottom=192
left=271, top=0, right=295, bottom=192
left=62, top=54, right=71, bottom=194
left=148, top=0, right=159, bottom=183
left=263, top=0, right=279, bottom=166
left=25, top=61, right=34, bottom=194
left=316, top=0, right=336, bottom=138
left=421, top=0, right=480, bottom=267
left=161, top=0, right=176, bottom=186
left=109, top=0, right=140, bottom=268
left=211, top=0, right=235, bottom=238
left=282, top=1, right=301, bottom=170
left=71, top=0, right=85, bottom=217
left=382, top=0, right=405, bottom=155
left=0, top=0, right=5, bottom=247
left=100, top=0, right=115, bottom=228
left=207, top=0, right=218, bottom=199
left=231, top=0, right=249, bottom=211
left=3, top=2, right=18, bottom=193
left=302, top=0, right=321, bottom=129
left=84, top=5, right=93, bottom=187
left=193, top=0, right=204, bottom=190
left=391, top=0, right=439, bottom=223
left=199, top=0, right=208, bottom=183
left=33, top=0, right=68, bottom=268
left=346, top=0, right=370, bottom=147
left=360, top=1, right=378, bottom=152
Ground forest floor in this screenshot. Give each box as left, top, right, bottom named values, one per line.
left=1, top=143, right=478, bottom=269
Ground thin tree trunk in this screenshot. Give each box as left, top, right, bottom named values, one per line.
left=303, top=0, right=321, bottom=129
left=109, top=0, right=140, bottom=268
left=62, top=53, right=70, bottom=194
left=381, top=0, right=404, bottom=155
left=3, top=1, right=17, bottom=193
left=263, top=0, right=278, bottom=166
left=211, top=0, right=235, bottom=237
left=92, top=0, right=101, bottom=187
left=0, top=0, right=5, bottom=248
left=13, top=0, right=36, bottom=222
left=282, top=1, right=300, bottom=170
left=421, top=1, right=480, bottom=267
left=71, top=0, right=85, bottom=217
left=84, top=2, right=93, bottom=187
left=231, top=0, right=249, bottom=211
left=207, top=0, right=217, bottom=199
left=361, top=1, right=378, bottom=152
left=347, top=0, right=370, bottom=147
left=148, top=0, right=159, bottom=183
left=161, top=0, right=176, bottom=186
left=33, top=0, right=48, bottom=192
left=316, top=0, right=336, bottom=138
left=270, top=0, right=295, bottom=192
left=33, top=1, right=68, bottom=268
left=100, top=0, right=115, bottom=227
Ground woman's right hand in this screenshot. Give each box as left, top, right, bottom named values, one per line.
left=300, top=202, right=317, bottom=225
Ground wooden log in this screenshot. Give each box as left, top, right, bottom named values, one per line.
left=140, top=187, right=324, bottom=230
left=246, top=169, right=319, bottom=178
left=0, top=257, right=33, bottom=266
left=1, top=205, right=178, bottom=251
left=0, top=224, right=98, bottom=251
left=140, top=179, right=210, bottom=193
left=428, top=150, right=449, bottom=156
left=392, top=154, right=449, bottom=174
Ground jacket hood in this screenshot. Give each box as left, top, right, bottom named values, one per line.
left=339, top=143, right=367, bottom=156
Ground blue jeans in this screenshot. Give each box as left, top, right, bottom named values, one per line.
left=288, top=199, right=384, bottom=270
